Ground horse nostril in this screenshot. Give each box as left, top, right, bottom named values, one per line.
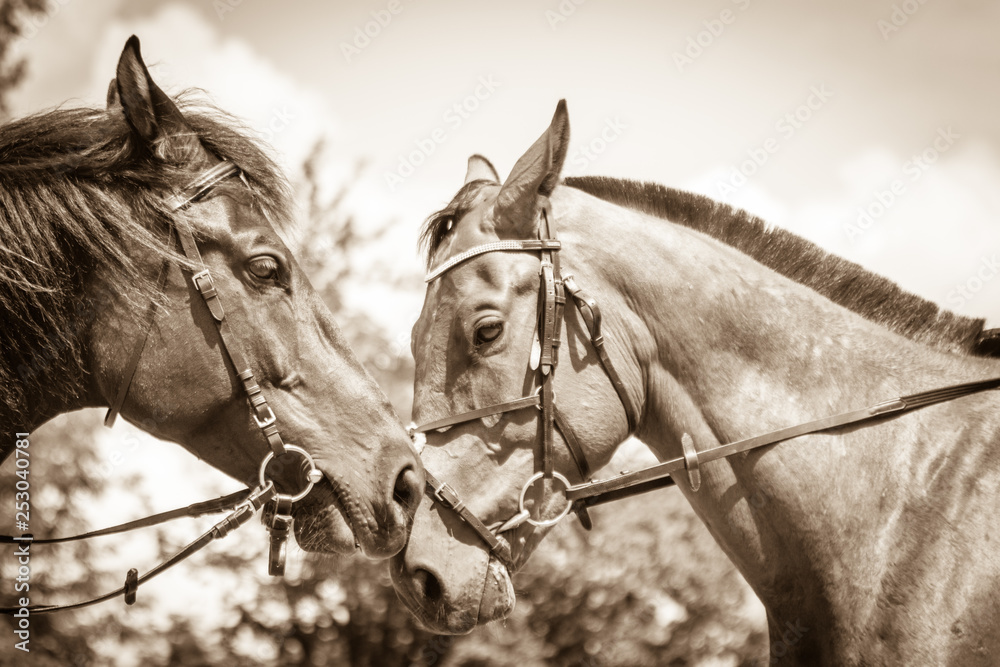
left=414, top=567, right=443, bottom=603
left=392, top=464, right=422, bottom=513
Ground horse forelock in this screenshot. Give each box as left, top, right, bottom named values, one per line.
left=419, top=179, right=496, bottom=269
left=0, top=91, right=294, bottom=414
left=564, top=175, right=993, bottom=359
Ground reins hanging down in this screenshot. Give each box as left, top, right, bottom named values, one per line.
left=411, top=199, right=1000, bottom=571
left=1, top=484, right=272, bottom=615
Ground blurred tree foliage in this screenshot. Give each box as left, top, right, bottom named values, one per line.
left=0, top=109, right=768, bottom=666
left=0, top=0, right=46, bottom=118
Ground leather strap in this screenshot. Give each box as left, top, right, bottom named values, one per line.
left=171, top=202, right=286, bottom=457
left=412, top=394, right=542, bottom=434
left=552, top=406, right=592, bottom=480
left=553, top=406, right=594, bottom=530
left=563, top=275, right=639, bottom=432
left=104, top=231, right=173, bottom=428
left=0, top=488, right=250, bottom=545
left=538, top=206, right=561, bottom=480
left=424, top=471, right=513, bottom=569
left=1, top=484, right=273, bottom=615
left=425, top=239, right=562, bottom=283
left=567, top=376, right=1000, bottom=505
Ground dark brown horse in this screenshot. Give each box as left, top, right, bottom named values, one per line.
left=0, top=38, right=422, bottom=559
left=393, top=101, right=1000, bottom=663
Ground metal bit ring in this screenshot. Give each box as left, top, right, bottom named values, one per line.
left=258, top=444, right=323, bottom=503
left=518, top=471, right=572, bottom=527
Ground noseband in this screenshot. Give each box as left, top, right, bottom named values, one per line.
left=411, top=199, right=1000, bottom=573
left=2, top=161, right=322, bottom=615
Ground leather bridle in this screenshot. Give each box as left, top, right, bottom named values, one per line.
left=409, top=201, right=639, bottom=569
left=1, top=161, right=322, bottom=614
left=410, top=198, right=1000, bottom=572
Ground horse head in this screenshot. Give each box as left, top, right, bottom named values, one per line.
left=1, top=37, right=423, bottom=559
left=393, top=102, right=639, bottom=632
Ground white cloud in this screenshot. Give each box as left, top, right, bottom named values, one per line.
left=7, top=0, right=126, bottom=114
left=88, top=3, right=339, bottom=173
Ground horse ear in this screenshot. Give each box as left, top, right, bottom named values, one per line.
left=106, top=78, right=120, bottom=108
left=494, top=100, right=570, bottom=236
left=115, top=35, right=204, bottom=163
left=465, top=154, right=499, bottom=184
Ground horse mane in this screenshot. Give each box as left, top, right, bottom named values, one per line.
left=0, top=91, right=294, bottom=413
left=564, top=176, right=996, bottom=358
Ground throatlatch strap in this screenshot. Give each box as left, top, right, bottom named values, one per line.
left=563, top=275, right=639, bottom=433
left=104, top=241, right=172, bottom=428
left=553, top=406, right=592, bottom=480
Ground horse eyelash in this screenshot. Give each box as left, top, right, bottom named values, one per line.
left=434, top=216, right=455, bottom=247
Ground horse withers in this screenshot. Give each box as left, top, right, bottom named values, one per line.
left=393, top=101, right=1000, bottom=663
left=0, top=37, right=422, bottom=560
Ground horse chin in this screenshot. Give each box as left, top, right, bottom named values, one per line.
left=481, top=557, right=516, bottom=622
left=290, top=478, right=360, bottom=555
left=390, top=553, right=516, bottom=635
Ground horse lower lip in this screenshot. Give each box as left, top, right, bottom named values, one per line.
left=291, top=476, right=360, bottom=554
left=313, top=471, right=407, bottom=558
left=474, top=557, right=515, bottom=626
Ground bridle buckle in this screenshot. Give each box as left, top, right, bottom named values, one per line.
left=431, top=480, right=463, bottom=511
left=191, top=269, right=217, bottom=299
left=253, top=404, right=277, bottom=429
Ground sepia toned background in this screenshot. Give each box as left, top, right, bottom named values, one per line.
left=2, top=0, right=999, bottom=665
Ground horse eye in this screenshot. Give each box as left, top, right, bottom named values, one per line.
left=248, top=255, right=279, bottom=280
left=434, top=217, right=455, bottom=247
left=475, top=322, right=503, bottom=345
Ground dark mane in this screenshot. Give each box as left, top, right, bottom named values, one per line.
left=565, top=176, right=994, bottom=357
left=0, top=92, right=294, bottom=413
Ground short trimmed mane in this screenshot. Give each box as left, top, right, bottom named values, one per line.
left=564, top=176, right=995, bottom=358
left=419, top=176, right=997, bottom=357
left=0, top=92, right=294, bottom=414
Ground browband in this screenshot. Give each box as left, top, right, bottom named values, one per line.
left=425, top=240, right=561, bottom=283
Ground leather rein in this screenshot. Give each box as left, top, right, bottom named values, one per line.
left=410, top=198, right=1000, bottom=571
left=1, top=162, right=322, bottom=615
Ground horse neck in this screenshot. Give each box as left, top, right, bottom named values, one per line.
left=1, top=282, right=103, bottom=439
left=556, top=188, right=1000, bottom=611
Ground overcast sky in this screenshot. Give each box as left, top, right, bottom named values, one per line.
left=10, top=0, right=1000, bottom=331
